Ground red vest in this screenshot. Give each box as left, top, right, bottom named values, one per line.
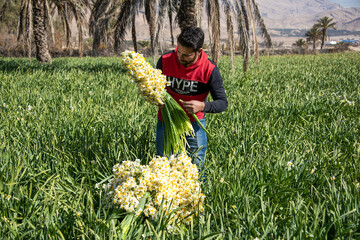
left=158, top=48, right=215, bottom=122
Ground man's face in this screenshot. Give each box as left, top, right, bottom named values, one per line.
left=176, top=43, right=202, bottom=67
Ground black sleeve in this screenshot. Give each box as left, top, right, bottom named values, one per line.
left=156, top=56, right=163, bottom=70
left=204, top=66, right=228, bottom=113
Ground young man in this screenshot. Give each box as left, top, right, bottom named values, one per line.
left=156, top=26, right=228, bottom=170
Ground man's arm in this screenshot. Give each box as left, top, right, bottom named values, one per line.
left=204, top=66, right=228, bottom=113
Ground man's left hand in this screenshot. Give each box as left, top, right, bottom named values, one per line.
left=180, top=100, right=205, bottom=114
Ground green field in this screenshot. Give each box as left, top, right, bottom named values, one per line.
left=1, top=52, right=359, bottom=239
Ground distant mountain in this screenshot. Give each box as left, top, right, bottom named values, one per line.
left=256, top=0, right=343, bottom=19
left=125, top=0, right=359, bottom=41
left=256, top=0, right=360, bottom=31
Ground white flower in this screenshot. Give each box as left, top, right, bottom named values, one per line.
left=287, top=161, right=293, bottom=167
left=220, top=178, right=224, bottom=183
left=356, top=183, right=360, bottom=189
left=91, top=160, right=96, bottom=165
left=76, top=211, right=82, bottom=217
left=5, top=195, right=11, bottom=201
left=27, top=105, right=32, bottom=111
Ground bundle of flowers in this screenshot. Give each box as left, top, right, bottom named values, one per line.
left=121, top=50, right=207, bottom=154
left=102, top=152, right=205, bottom=232
left=121, top=50, right=167, bottom=106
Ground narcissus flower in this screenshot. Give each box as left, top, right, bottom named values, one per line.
left=102, top=152, right=205, bottom=226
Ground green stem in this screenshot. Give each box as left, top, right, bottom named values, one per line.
left=120, top=192, right=150, bottom=239
left=178, top=99, right=210, bottom=136
left=191, top=113, right=210, bottom=136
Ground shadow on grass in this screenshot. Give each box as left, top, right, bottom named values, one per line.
left=0, top=57, right=128, bottom=74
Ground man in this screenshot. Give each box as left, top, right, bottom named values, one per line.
left=156, top=26, right=227, bottom=171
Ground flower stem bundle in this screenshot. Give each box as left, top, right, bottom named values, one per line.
left=121, top=50, right=194, bottom=154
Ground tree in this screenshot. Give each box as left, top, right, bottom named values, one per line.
left=90, top=0, right=119, bottom=55
left=305, top=26, right=321, bottom=50
left=314, top=16, right=336, bottom=50
left=16, top=0, right=90, bottom=62
left=294, top=38, right=307, bottom=48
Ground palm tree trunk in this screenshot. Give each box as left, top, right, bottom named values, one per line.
left=145, top=0, right=156, bottom=63
left=155, top=0, right=168, bottom=54
left=44, top=0, right=55, bottom=44
left=77, top=20, right=83, bottom=57
left=247, top=0, right=258, bottom=63
left=27, top=0, right=32, bottom=60
left=131, top=14, right=137, bottom=52
left=224, top=0, right=234, bottom=71
left=321, top=29, right=326, bottom=49
left=210, top=0, right=221, bottom=64
left=206, top=0, right=212, bottom=48
left=17, top=0, right=27, bottom=43
left=178, top=0, right=197, bottom=30
left=32, top=0, right=51, bottom=63
left=168, top=5, right=174, bottom=46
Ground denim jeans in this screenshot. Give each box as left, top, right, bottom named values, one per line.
left=156, top=118, right=207, bottom=171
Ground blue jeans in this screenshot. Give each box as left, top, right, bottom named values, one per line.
left=156, top=118, right=207, bottom=171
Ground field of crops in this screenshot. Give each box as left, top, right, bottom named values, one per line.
left=1, top=52, right=359, bottom=239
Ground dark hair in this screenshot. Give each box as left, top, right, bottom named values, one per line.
left=177, top=26, right=204, bottom=52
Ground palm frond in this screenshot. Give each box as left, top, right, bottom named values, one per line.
left=155, top=0, right=168, bottom=53
left=251, top=0, right=271, bottom=48
left=235, top=0, right=249, bottom=72
left=0, top=0, right=11, bottom=22
left=114, top=0, right=134, bottom=52
left=223, top=0, right=234, bottom=70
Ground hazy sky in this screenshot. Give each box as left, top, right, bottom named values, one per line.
left=329, top=0, right=360, bottom=7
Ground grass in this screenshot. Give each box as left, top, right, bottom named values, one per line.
left=0, top=52, right=359, bottom=239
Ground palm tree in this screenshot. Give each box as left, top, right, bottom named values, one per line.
left=90, top=0, right=119, bottom=55
left=51, top=0, right=90, bottom=56
left=314, top=16, right=336, bottom=50
left=294, top=38, right=307, bottom=48
left=305, top=26, right=321, bottom=50
left=17, top=0, right=90, bottom=62
left=114, top=0, right=144, bottom=56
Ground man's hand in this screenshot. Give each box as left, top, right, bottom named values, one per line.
left=180, top=100, right=205, bottom=114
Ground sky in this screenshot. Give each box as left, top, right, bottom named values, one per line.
left=329, top=0, right=360, bottom=7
